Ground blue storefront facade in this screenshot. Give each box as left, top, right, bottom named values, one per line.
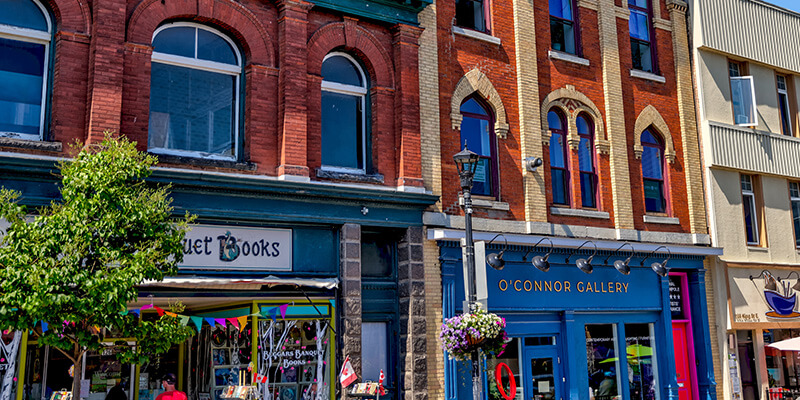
left=435, top=234, right=721, bottom=400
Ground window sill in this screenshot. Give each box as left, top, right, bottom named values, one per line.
left=643, top=215, right=680, bottom=225
left=747, top=246, right=769, bottom=252
left=548, top=50, right=590, bottom=66
left=459, top=195, right=509, bottom=211
left=630, top=69, right=666, bottom=83
left=315, top=168, right=384, bottom=184
left=452, top=26, right=501, bottom=45
left=550, top=207, right=609, bottom=219
left=152, top=153, right=256, bottom=171
left=0, top=137, right=62, bottom=152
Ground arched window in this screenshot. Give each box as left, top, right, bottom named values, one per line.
left=548, top=109, right=569, bottom=205
left=148, top=23, right=242, bottom=160
left=459, top=97, right=496, bottom=197
left=0, top=0, right=51, bottom=140
left=576, top=114, right=596, bottom=208
left=641, top=129, right=666, bottom=213
left=321, top=52, right=368, bottom=173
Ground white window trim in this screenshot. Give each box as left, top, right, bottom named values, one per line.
left=149, top=22, right=242, bottom=160
left=0, top=0, right=52, bottom=142
left=777, top=76, right=793, bottom=135
left=731, top=76, right=758, bottom=127
left=321, top=52, right=368, bottom=174
left=741, top=176, right=759, bottom=246
left=791, top=183, right=800, bottom=248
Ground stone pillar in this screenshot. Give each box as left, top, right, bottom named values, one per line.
left=398, top=226, right=426, bottom=400
left=276, top=0, right=313, bottom=180
left=85, top=0, right=126, bottom=141
left=668, top=0, right=708, bottom=242
left=512, top=0, right=547, bottom=223
left=339, top=223, right=362, bottom=397
left=597, top=0, right=635, bottom=234
left=392, top=23, right=425, bottom=190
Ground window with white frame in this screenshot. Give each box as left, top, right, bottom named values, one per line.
left=455, top=0, right=489, bottom=33
left=320, top=53, right=368, bottom=173
left=741, top=174, right=760, bottom=245
left=629, top=0, right=654, bottom=73
left=790, top=182, right=800, bottom=248
left=729, top=61, right=757, bottom=127
left=777, top=75, right=793, bottom=135
left=0, top=0, right=51, bottom=141
left=148, top=23, right=242, bottom=160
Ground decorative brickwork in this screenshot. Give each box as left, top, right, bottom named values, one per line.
left=633, top=104, right=677, bottom=163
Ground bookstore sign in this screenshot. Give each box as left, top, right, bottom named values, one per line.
left=180, top=225, right=292, bottom=271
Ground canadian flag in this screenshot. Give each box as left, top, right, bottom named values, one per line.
left=378, top=369, right=386, bottom=396
left=339, top=356, right=358, bottom=388
left=255, top=373, right=268, bottom=384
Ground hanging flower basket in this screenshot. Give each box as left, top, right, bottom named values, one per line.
left=439, top=306, right=509, bottom=361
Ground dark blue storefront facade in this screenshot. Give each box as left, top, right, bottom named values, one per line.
left=437, top=237, right=720, bottom=400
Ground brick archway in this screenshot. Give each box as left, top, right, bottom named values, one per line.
left=450, top=68, right=509, bottom=139
left=634, top=105, right=676, bottom=163
left=126, top=0, right=275, bottom=66
left=49, top=0, right=90, bottom=34
left=307, top=19, right=394, bottom=88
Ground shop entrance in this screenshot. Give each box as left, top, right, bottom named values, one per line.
left=672, top=323, right=694, bottom=400
left=522, top=336, right=561, bottom=400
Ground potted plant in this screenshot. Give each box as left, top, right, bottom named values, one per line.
left=440, top=305, right=509, bottom=361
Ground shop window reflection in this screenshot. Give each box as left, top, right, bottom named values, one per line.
left=625, top=323, right=658, bottom=400
left=487, top=339, right=520, bottom=400
left=138, top=345, right=180, bottom=400
left=585, top=324, right=620, bottom=400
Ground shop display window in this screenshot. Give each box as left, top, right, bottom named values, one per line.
left=487, top=339, right=520, bottom=400
left=256, top=319, right=331, bottom=400
left=137, top=345, right=180, bottom=400
left=625, top=324, right=659, bottom=400
left=585, top=324, right=620, bottom=400
left=84, top=347, right=133, bottom=400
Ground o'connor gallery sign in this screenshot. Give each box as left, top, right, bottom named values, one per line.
left=180, top=225, right=292, bottom=271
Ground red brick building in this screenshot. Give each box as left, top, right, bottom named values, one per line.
left=0, top=0, right=436, bottom=399
left=421, top=0, right=720, bottom=399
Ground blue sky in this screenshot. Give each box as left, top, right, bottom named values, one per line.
left=763, top=0, right=800, bottom=12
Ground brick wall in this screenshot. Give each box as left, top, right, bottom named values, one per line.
left=2, top=0, right=425, bottom=190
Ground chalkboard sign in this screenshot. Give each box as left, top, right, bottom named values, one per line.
left=669, top=275, right=685, bottom=319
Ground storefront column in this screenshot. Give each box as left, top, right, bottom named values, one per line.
left=754, top=328, right=769, bottom=399
left=689, top=270, right=718, bottom=400
left=340, top=222, right=362, bottom=396
left=398, top=226, right=426, bottom=400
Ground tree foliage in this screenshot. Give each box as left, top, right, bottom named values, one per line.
left=0, top=134, right=196, bottom=393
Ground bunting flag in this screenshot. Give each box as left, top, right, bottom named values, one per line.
left=41, top=322, right=49, bottom=333
left=215, top=318, right=226, bottom=327
left=119, top=310, right=129, bottom=316
left=178, top=315, right=190, bottom=326
left=279, top=304, right=288, bottom=320
left=205, top=317, right=216, bottom=327
left=190, top=317, right=203, bottom=332
left=130, top=309, right=140, bottom=317
left=164, top=311, right=177, bottom=318
left=140, top=304, right=153, bottom=310
left=154, top=306, right=165, bottom=317
left=268, top=307, right=278, bottom=322
left=237, top=316, right=248, bottom=331
left=227, top=318, right=239, bottom=330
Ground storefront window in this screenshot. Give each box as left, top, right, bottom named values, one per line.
left=763, top=328, right=800, bottom=393
left=626, top=324, right=658, bottom=400
left=257, top=319, right=331, bottom=400
left=487, top=339, right=520, bottom=400
left=84, top=347, right=133, bottom=400
left=137, top=345, right=180, bottom=400
left=586, top=324, right=620, bottom=400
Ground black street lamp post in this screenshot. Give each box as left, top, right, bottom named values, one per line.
left=453, top=145, right=483, bottom=400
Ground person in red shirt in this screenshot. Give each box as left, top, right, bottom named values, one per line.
left=155, top=374, right=187, bottom=400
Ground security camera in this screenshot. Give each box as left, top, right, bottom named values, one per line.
left=524, top=157, right=543, bottom=172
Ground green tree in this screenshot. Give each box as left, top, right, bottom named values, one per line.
left=0, top=134, right=196, bottom=397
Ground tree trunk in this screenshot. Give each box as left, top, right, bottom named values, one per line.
left=71, top=347, right=83, bottom=400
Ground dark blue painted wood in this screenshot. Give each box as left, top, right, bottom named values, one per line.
left=309, top=0, right=432, bottom=25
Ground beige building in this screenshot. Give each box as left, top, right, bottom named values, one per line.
left=692, top=1, right=800, bottom=400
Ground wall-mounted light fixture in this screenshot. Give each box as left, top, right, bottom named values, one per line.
left=485, top=233, right=508, bottom=271
left=641, top=246, right=671, bottom=277
left=750, top=270, right=778, bottom=291
left=780, top=271, right=800, bottom=292
left=565, top=241, right=597, bottom=274
left=602, top=242, right=635, bottom=275
left=522, top=237, right=554, bottom=272
left=524, top=157, right=544, bottom=173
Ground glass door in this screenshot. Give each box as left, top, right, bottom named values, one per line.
left=522, top=343, right=561, bottom=400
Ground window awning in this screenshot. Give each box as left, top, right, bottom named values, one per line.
left=138, top=276, right=339, bottom=290
left=767, top=337, right=800, bottom=351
